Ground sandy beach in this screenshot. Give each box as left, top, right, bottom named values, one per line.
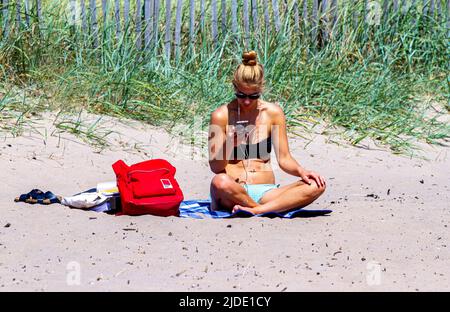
left=0, top=111, right=448, bottom=291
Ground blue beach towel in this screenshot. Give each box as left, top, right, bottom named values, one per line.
left=71, top=188, right=332, bottom=218
left=179, top=199, right=332, bottom=219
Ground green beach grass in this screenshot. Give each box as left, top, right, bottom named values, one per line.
left=1, top=0, right=449, bottom=155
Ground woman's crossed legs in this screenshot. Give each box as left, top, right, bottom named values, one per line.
left=210, top=173, right=326, bottom=214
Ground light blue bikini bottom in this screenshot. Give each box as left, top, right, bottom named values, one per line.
left=242, top=183, right=281, bottom=204
left=209, top=183, right=281, bottom=205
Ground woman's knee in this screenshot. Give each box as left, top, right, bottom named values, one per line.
left=312, top=182, right=326, bottom=197
left=303, top=181, right=326, bottom=198
left=211, top=173, right=235, bottom=192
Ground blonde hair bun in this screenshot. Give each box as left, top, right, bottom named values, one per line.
left=242, top=51, right=258, bottom=66
left=233, top=50, right=264, bottom=90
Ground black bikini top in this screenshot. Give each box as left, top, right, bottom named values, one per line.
left=232, top=136, right=272, bottom=160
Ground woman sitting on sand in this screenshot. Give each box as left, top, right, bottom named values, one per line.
left=208, top=51, right=326, bottom=214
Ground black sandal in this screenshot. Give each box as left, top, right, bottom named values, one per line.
left=15, top=189, right=61, bottom=205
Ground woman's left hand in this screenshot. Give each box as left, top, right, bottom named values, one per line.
left=298, top=169, right=326, bottom=188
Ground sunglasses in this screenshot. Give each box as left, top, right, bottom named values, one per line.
left=235, top=92, right=261, bottom=100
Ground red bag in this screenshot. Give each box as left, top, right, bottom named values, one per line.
left=112, top=159, right=184, bottom=216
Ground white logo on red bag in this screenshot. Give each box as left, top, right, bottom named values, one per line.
left=161, top=179, right=173, bottom=189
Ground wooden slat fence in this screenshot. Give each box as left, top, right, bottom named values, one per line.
left=0, top=0, right=448, bottom=60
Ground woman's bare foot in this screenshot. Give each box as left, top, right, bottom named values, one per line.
left=232, top=204, right=261, bottom=215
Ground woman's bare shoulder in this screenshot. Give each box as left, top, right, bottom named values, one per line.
left=259, top=100, right=284, bottom=116
left=210, top=102, right=233, bottom=125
